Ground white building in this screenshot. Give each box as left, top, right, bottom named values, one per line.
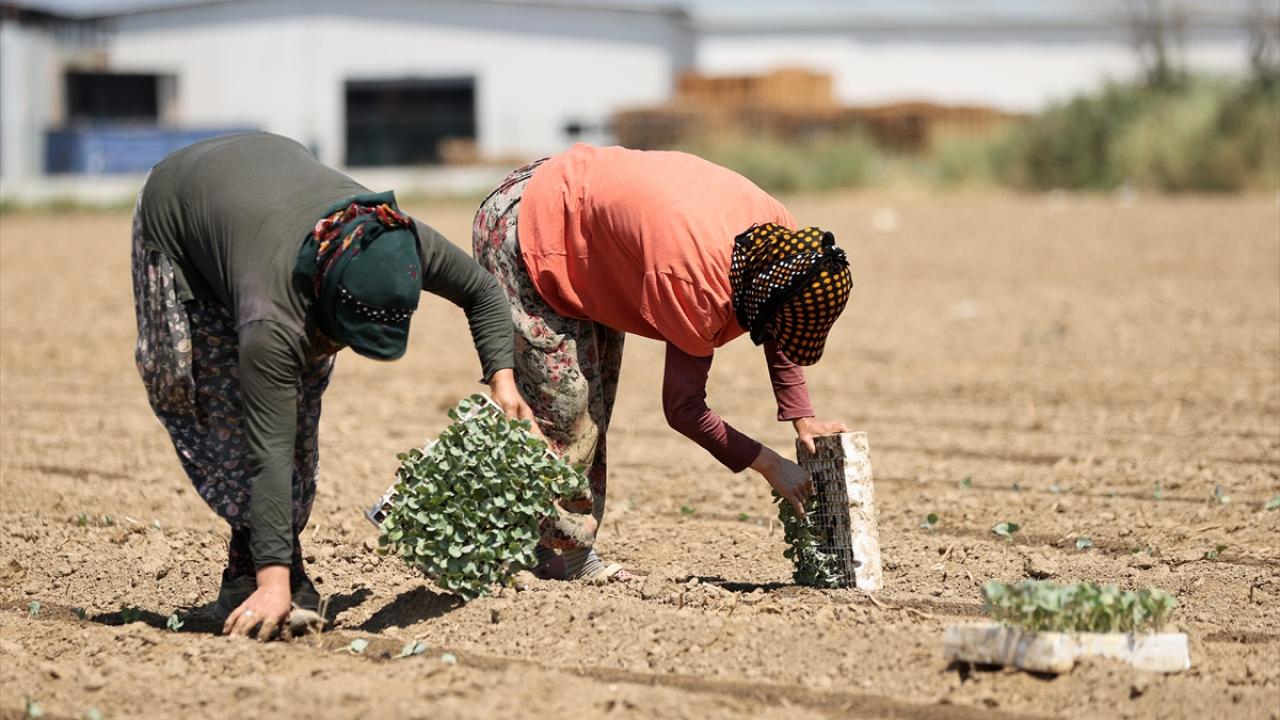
left=0, top=0, right=1262, bottom=195
left=1, top=0, right=694, bottom=184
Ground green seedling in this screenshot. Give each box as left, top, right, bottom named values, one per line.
left=396, top=640, right=427, bottom=659
left=72, top=607, right=87, bottom=621
left=1075, top=537, right=1094, bottom=551
left=166, top=613, right=184, bottom=632
left=24, top=698, right=43, bottom=719
left=921, top=512, right=939, bottom=531
left=380, top=395, right=587, bottom=601
left=76, top=513, right=89, bottom=527
left=101, top=515, right=115, bottom=527
left=1011, top=482, right=1022, bottom=492
left=1049, top=483, right=1062, bottom=494
left=1205, top=544, right=1228, bottom=559
left=1212, top=485, right=1230, bottom=505
left=679, top=505, right=696, bottom=516
left=440, top=652, right=458, bottom=665
left=960, top=476, right=973, bottom=489
left=774, top=491, right=845, bottom=588
left=992, top=521, right=1021, bottom=540
left=82, top=709, right=103, bottom=720
left=737, top=512, right=751, bottom=522
left=1266, top=494, right=1280, bottom=511
left=119, top=606, right=141, bottom=624
left=334, top=638, right=369, bottom=655
left=1153, top=483, right=1164, bottom=501
left=27, top=601, right=40, bottom=618
left=982, top=580, right=1176, bottom=634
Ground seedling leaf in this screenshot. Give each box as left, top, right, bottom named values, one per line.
left=166, top=613, right=183, bottom=632
left=960, top=476, right=973, bottom=489
left=982, top=580, right=1176, bottom=633
left=1266, top=494, right=1280, bottom=510
left=119, top=606, right=141, bottom=624
left=27, top=601, right=40, bottom=618
left=992, top=521, right=1021, bottom=539
left=921, top=513, right=939, bottom=530
left=1075, top=536, right=1094, bottom=551
left=679, top=505, right=696, bottom=516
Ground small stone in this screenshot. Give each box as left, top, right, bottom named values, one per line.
left=362, top=538, right=377, bottom=553
left=1130, top=554, right=1157, bottom=570
left=1130, top=676, right=1149, bottom=698
left=54, top=563, right=74, bottom=577
left=82, top=670, right=106, bottom=691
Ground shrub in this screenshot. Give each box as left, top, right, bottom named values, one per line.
left=379, top=395, right=586, bottom=600
left=982, top=580, right=1177, bottom=634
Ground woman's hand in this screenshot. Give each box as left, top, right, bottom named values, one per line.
left=792, top=416, right=852, bottom=454
left=223, top=565, right=291, bottom=641
left=489, top=369, right=540, bottom=435
left=750, top=445, right=814, bottom=518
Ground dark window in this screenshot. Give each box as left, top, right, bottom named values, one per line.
left=65, top=72, right=160, bottom=123
left=345, top=77, right=476, bottom=166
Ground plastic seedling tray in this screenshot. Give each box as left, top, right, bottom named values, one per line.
left=943, top=624, right=1191, bottom=674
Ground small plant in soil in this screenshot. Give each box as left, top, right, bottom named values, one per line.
left=379, top=395, right=586, bottom=600
left=396, top=640, right=427, bottom=659
left=992, top=521, right=1021, bottom=540
left=166, top=613, right=184, bottom=632
left=71, top=607, right=86, bottom=621
left=27, top=601, right=40, bottom=618
left=24, top=697, right=42, bottom=719
left=982, top=580, right=1177, bottom=634
left=773, top=491, right=845, bottom=588
left=959, top=476, right=973, bottom=489
left=1204, top=544, right=1228, bottom=559
left=1266, top=494, right=1280, bottom=511
left=921, top=512, right=939, bottom=531
left=119, top=606, right=141, bottom=624
left=1075, top=536, right=1094, bottom=551
left=679, top=505, right=696, bottom=516
left=1212, top=485, right=1230, bottom=505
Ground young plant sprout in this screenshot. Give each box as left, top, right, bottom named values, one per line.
left=992, top=521, right=1021, bottom=539
left=982, top=580, right=1177, bottom=634
left=379, top=395, right=586, bottom=600
left=921, top=512, right=939, bottom=531
left=773, top=491, right=845, bottom=588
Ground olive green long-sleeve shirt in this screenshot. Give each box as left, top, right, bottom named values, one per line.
left=139, top=132, right=514, bottom=568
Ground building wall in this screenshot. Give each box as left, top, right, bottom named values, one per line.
left=102, top=0, right=694, bottom=167
left=696, top=27, right=1251, bottom=112
left=0, top=17, right=107, bottom=179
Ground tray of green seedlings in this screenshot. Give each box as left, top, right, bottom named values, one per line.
left=944, top=580, right=1188, bottom=674
left=367, top=394, right=585, bottom=600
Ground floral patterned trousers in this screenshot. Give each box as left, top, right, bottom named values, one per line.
left=472, top=161, right=625, bottom=551
left=131, top=177, right=333, bottom=577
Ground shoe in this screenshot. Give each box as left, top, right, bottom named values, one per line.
left=214, top=571, right=256, bottom=622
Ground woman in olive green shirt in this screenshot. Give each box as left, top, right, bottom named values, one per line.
left=132, top=132, right=532, bottom=639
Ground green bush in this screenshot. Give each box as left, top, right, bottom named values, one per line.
left=982, top=580, right=1177, bottom=634
left=379, top=395, right=585, bottom=600
left=679, top=131, right=880, bottom=194
left=997, top=78, right=1280, bottom=192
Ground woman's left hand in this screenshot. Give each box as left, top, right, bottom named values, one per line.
left=792, top=416, right=852, bottom=454
left=489, top=369, right=541, bottom=436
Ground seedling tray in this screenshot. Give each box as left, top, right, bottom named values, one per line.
left=943, top=624, right=1191, bottom=674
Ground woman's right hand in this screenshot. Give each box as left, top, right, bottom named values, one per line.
left=750, top=445, right=814, bottom=518
left=223, top=565, right=292, bottom=640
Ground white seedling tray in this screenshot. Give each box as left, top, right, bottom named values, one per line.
left=944, top=624, right=1190, bottom=674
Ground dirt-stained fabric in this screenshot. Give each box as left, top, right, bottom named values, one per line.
left=471, top=161, right=624, bottom=551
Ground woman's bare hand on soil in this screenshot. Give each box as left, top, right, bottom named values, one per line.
left=223, top=565, right=291, bottom=641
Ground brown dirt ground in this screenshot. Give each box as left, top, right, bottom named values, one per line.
left=1, top=190, right=1277, bottom=720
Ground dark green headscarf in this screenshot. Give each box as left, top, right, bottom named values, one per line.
left=293, top=191, right=421, bottom=360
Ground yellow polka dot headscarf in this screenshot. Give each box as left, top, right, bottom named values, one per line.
left=729, top=223, right=852, bottom=366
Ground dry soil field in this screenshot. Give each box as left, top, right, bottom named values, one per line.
left=1, top=190, right=1277, bottom=720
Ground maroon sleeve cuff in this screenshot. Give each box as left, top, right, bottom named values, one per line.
left=662, top=343, right=762, bottom=472
left=764, top=339, right=815, bottom=421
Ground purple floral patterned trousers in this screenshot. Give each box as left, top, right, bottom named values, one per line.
left=472, top=161, right=625, bottom=551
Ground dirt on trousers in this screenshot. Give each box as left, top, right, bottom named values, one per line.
left=0, top=190, right=1277, bottom=720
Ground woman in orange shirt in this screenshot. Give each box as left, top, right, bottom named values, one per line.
left=473, top=145, right=853, bottom=581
